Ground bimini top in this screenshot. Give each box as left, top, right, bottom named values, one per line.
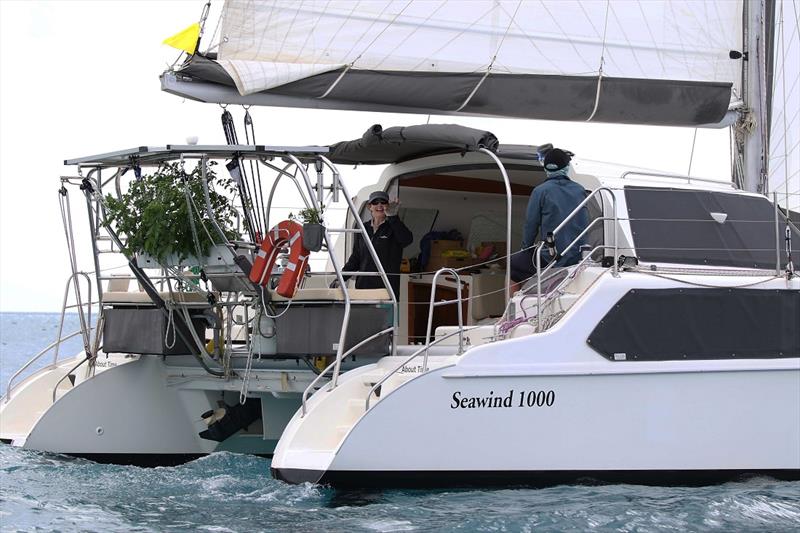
left=161, top=0, right=746, bottom=128
left=326, top=124, right=499, bottom=165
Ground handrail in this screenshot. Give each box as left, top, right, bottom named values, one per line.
left=365, top=326, right=480, bottom=411
left=535, top=187, right=618, bottom=331
left=619, top=170, right=734, bottom=187
left=53, top=273, right=94, bottom=364
left=423, top=268, right=464, bottom=372
left=301, top=327, right=393, bottom=416
left=4, top=329, right=88, bottom=403
left=478, top=148, right=513, bottom=305
left=52, top=354, right=90, bottom=403
left=323, top=226, right=352, bottom=388
left=318, top=155, right=399, bottom=358
left=262, top=162, right=311, bottom=229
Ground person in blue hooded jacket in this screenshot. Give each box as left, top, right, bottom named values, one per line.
left=510, top=148, right=588, bottom=285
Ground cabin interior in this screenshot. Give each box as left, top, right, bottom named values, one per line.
left=337, top=157, right=557, bottom=345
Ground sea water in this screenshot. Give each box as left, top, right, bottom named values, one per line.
left=1, top=313, right=799, bottom=532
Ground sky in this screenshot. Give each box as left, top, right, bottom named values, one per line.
left=0, top=0, right=733, bottom=313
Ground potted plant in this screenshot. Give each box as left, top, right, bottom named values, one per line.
left=295, top=207, right=325, bottom=252
left=104, top=161, right=240, bottom=267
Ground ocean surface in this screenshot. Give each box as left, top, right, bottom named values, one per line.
left=1, top=312, right=799, bottom=532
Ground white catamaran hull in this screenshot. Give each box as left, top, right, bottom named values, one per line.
left=273, top=363, right=800, bottom=487
left=272, top=273, right=800, bottom=487
left=1, top=354, right=309, bottom=465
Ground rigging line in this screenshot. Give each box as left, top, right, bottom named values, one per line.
left=319, top=0, right=406, bottom=100
left=498, top=14, right=562, bottom=73
left=769, top=168, right=800, bottom=192
left=579, top=1, right=624, bottom=75
left=778, top=0, right=790, bottom=209
left=204, top=1, right=223, bottom=54
left=687, top=128, right=699, bottom=176
left=409, top=3, right=497, bottom=71
left=456, top=0, right=523, bottom=112
left=538, top=0, right=594, bottom=72
left=373, top=0, right=447, bottom=70
left=607, top=2, right=647, bottom=78
left=585, top=0, right=611, bottom=122
left=243, top=109, right=265, bottom=235
left=222, top=109, right=257, bottom=241
left=771, top=139, right=800, bottom=173
left=667, top=0, right=696, bottom=81
left=198, top=1, right=211, bottom=39
left=768, top=76, right=800, bottom=149
left=341, top=0, right=395, bottom=62
left=636, top=2, right=667, bottom=76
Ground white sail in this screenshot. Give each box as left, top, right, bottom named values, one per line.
left=164, top=0, right=745, bottom=127
left=769, top=0, right=800, bottom=210
left=218, top=0, right=742, bottom=95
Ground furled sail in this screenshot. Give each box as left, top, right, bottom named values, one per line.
left=162, top=0, right=744, bottom=127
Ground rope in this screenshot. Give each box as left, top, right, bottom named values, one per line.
left=243, top=108, right=266, bottom=234
left=318, top=0, right=413, bottom=99
left=221, top=108, right=258, bottom=241
left=586, top=0, right=611, bottom=122
left=455, top=0, right=523, bottom=112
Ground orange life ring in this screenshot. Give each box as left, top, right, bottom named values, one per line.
left=249, top=220, right=310, bottom=298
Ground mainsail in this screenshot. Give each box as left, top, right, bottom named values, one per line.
left=163, top=0, right=744, bottom=127
left=768, top=0, right=800, bottom=210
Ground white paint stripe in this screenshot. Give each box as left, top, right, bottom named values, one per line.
left=289, top=232, right=301, bottom=246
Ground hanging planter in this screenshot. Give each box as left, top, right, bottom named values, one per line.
left=296, top=207, right=325, bottom=252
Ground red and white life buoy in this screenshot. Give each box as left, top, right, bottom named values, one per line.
left=249, top=220, right=310, bottom=298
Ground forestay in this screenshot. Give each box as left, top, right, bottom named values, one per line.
left=165, top=0, right=744, bottom=127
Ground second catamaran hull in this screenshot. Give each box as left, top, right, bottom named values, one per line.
left=271, top=364, right=800, bottom=488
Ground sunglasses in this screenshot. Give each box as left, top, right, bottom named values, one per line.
left=370, top=199, right=389, bottom=205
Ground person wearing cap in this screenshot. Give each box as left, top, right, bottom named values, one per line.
left=338, top=190, right=413, bottom=299
left=510, top=148, right=589, bottom=285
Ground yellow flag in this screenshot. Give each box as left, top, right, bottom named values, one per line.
left=163, top=22, right=201, bottom=55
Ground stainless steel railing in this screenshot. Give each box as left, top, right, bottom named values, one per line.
left=534, top=187, right=618, bottom=331
left=300, top=327, right=394, bottom=416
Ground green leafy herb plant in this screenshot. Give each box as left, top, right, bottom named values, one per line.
left=104, top=161, right=239, bottom=264
left=295, top=207, right=323, bottom=224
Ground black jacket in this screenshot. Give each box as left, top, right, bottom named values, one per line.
left=342, top=216, right=413, bottom=298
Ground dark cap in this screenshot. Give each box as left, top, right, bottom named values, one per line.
left=543, top=148, right=571, bottom=171
left=368, top=190, right=390, bottom=203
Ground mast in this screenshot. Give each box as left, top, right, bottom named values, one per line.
left=737, top=0, right=776, bottom=194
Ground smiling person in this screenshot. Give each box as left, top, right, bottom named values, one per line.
left=337, top=191, right=413, bottom=299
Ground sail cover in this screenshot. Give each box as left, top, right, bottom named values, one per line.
left=163, top=0, right=744, bottom=127
left=327, top=124, right=499, bottom=164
